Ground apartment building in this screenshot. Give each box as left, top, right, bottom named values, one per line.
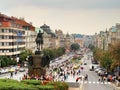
left=0, top=13, right=35, bottom=57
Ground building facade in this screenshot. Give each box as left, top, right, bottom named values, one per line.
left=0, top=13, right=35, bottom=57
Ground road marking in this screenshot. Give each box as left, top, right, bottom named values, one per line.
left=89, top=81, right=91, bottom=84
left=108, top=82, right=111, bottom=84
left=104, top=82, right=107, bottom=84
left=83, top=81, right=111, bottom=85
left=97, top=82, right=99, bottom=84
left=84, top=81, right=87, bottom=84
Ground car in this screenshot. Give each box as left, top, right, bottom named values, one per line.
left=0, top=69, right=6, bottom=74
left=19, top=68, right=25, bottom=72
left=73, top=64, right=80, bottom=69
left=92, top=61, right=98, bottom=64
left=94, top=68, right=103, bottom=73
left=89, top=64, right=100, bottom=71
left=97, top=69, right=107, bottom=76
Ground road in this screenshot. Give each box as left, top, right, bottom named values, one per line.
left=0, top=69, right=27, bottom=81
left=82, top=52, right=116, bottom=90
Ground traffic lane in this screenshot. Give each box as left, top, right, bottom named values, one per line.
left=0, top=69, right=27, bottom=78
left=86, top=71, right=99, bottom=81
left=84, top=82, right=114, bottom=90
left=81, top=63, right=99, bottom=82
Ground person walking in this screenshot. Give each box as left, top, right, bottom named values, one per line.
left=10, top=72, right=13, bottom=78
left=85, top=74, right=88, bottom=81
left=98, top=76, right=101, bottom=82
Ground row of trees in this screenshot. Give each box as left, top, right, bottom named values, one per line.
left=0, top=56, right=17, bottom=67
left=0, top=43, right=80, bottom=67
left=92, top=42, right=120, bottom=73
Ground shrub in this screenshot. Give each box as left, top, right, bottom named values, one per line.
left=0, top=79, right=68, bottom=90
left=36, top=85, right=54, bottom=90
left=21, top=80, right=42, bottom=85
left=0, top=78, right=19, bottom=83
left=48, top=81, right=68, bottom=90
left=0, top=82, right=37, bottom=90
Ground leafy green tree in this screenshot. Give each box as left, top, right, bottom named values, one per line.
left=70, top=43, right=80, bottom=51
left=88, top=44, right=95, bottom=50
left=42, top=48, right=55, bottom=60
left=109, top=42, right=120, bottom=71
left=56, top=47, right=65, bottom=57
left=19, top=48, right=33, bottom=65
left=92, top=47, right=104, bottom=61
left=100, top=51, right=113, bottom=71
left=0, top=56, right=17, bottom=67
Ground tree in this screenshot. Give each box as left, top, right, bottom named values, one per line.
left=56, top=47, right=65, bottom=57
left=109, top=42, right=120, bottom=72
left=0, top=56, right=17, bottom=67
left=100, top=51, right=113, bottom=71
left=42, top=48, right=55, bottom=60
left=19, top=48, right=33, bottom=65
left=70, top=43, right=80, bottom=51
left=88, top=44, right=95, bottom=50
left=93, top=47, right=104, bottom=61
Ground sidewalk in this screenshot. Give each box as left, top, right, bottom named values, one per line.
left=111, top=83, right=120, bottom=90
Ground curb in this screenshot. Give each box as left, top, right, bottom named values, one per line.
left=79, top=81, right=84, bottom=90
left=111, top=83, right=120, bottom=90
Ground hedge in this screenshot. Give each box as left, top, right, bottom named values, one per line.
left=0, top=79, right=68, bottom=90
left=21, top=80, right=42, bottom=85
left=36, top=85, right=55, bottom=90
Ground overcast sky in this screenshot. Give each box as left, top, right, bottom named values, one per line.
left=0, top=0, right=120, bottom=35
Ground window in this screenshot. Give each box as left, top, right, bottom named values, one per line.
left=0, top=22, right=2, bottom=26
left=2, top=42, right=4, bottom=46
left=2, top=36, right=4, bottom=39
left=0, top=42, right=2, bottom=46
left=2, top=29, right=4, bottom=33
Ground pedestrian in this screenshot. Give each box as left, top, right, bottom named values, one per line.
left=78, top=69, right=81, bottom=74
left=98, top=76, right=101, bottom=81
left=10, top=72, right=13, bottom=78
left=85, top=74, right=88, bottom=81
left=76, top=77, right=80, bottom=82
left=15, top=69, right=17, bottom=75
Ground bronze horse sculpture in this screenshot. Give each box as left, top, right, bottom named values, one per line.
left=35, top=30, right=44, bottom=51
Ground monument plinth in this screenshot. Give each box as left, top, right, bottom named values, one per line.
left=28, top=55, right=46, bottom=76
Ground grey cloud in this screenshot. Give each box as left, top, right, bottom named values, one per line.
left=0, top=0, right=120, bottom=10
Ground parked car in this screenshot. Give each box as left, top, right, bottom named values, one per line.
left=92, top=61, right=98, bottom=64
left=19, top=68, right=25, bottom=72
left=0, top=69, right=6, bottom=74
left=89, top=64, right=99, bottom=71
left=97, top=69, right=107, bottom=76
left=94, top=68, right=103, bottom=73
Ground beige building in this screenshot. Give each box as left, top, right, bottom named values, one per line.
left=40, top=24, right=56, bottom=49
left=25, top=30, right=36, bottom=51
left=55, top=29, right=65, bottom=48
left=94, top=23, right=120, bottom=50
left=0, top=13, right=35, bottom=57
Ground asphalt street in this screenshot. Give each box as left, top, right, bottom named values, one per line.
left=82, top=53, right=116, bottom=90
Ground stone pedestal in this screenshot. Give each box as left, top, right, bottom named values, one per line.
left=28, top=55, right=46, bottom=77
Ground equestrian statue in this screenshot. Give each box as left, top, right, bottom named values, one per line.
left=35, top=30, right=44, bottom=51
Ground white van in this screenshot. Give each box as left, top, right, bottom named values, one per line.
left=89, top=64, right=100, bottom=71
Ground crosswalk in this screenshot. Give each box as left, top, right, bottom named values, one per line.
left=82, top=81, right=111, bottom=85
